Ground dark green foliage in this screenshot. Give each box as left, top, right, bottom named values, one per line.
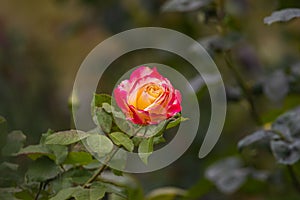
left=0, top=91, right=184, bottom=199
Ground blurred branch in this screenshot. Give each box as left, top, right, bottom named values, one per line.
left=287, top=165, right=300, bottom=194
left=224, top=52, right=262, bottom=125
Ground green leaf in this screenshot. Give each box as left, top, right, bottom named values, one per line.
left=50, top=184, right=106, bottom=200
left=70, top=170, right=92, bottom=185
left=0, top=162, right=21, bottom=187
left=153, top=135, right=166, bottom=145
left=86, top=134, right=113, bottom=157
left=103, top=103, right=112, bottom=113
left=45, top=130, right=89, bottom=145
left=51, top=177, right=73, bottom=194
left=25, top=157, right=61, bottom=182
left=95, top=108, right=113, bottom=133
left=98, top=182, right=127, bottom=199
left=108, top=193, right=126, bottom=200
left=145, top=187, right=186, bottom=200
left=0, top=162, right=19, bottom=171
left=237, top=130, right=274, bottom=151
left=91, top=93, right=112, bottom=123
left=132, top=136, right=143, bottom=146
left=92, top=93, right=112, bottom=108
left=64, top=152, right=94, bottom=165
left=1, top=130, right=26, bottom=156
left=127, top=120, right=167, bottom=139
left=14, top=189, right=34, bottom=200
left=52, top=168, right=92, bottom=190
left=17, top=144, right=52, bottom=160
left=40, top=129, right=54, bottom=144
left=0, top=190, right=17, bottom=200
left=72, top=188, right=91, bottom=200
left=109, top=149, right=127, bottom=170
left=166, top=117, right=188, bottom=130
left=112, top=169, right=123, bottom=176
left=100, top=172, right=143, bottom=200
left=83, top=160, right=102, bottom=169
left=17, top=144, right=68, bottom=164
left=264, top=8, right=300, bottom=25
left=161, top=0, right=212, bottom=12
left=113, top=113, right=133, bottom=136
left=48, top=145, right=68, bottom=164
left=91, top=94, right=113, bottom=132
left=72, top=186, right=106, bottom=200
left=110, top=132, right=134, bottom=152
left=138, top=137, right=154, bottom=164
left=142, top=121, right=166, bottom=138
left=49, top=187, right=78, bottom=200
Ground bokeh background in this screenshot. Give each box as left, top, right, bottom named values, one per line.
left=1, top=0, right=300, bottom=199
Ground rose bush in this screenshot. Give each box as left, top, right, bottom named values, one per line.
left=114, top=66, right=182, bottom=125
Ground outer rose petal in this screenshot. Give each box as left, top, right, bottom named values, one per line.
left=128, top=69, right=167, bottom=98
left=114, top=80, right=130, bottom=113
left=129, top=66, right=163, bottom=84
left=175, top=89, right=182, bottom=104
left=166, top=89, right=182, bottom=117
left=129, top=66, right=152, bottom=82
left=167, top=103, right=181, bottom=118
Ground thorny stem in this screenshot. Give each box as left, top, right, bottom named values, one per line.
left=224, top=52, right=263, bottom=125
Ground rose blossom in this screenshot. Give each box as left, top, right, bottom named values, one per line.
left=114, top=66, right=182, bottom=125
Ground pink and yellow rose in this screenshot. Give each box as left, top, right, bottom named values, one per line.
left=114, top=66, right=182, bottom=125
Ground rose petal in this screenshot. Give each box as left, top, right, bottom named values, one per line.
left=167, top=102, right=182, bottom=117
left=175, top=89, right=182, bottom=103
left=114, top=81, right=130, bottom=112
left=128, top=105, right=150, bottom=125
left=129, top=67, right=163, bottom=82
left=148, top=113, right=167, bottom=124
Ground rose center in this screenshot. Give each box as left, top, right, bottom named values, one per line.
left=136, top=83, right=163, bottom=110
left=146, top=84, right=163, bottom=98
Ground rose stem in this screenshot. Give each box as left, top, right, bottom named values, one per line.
left=83, top=146, right=119, bottom=188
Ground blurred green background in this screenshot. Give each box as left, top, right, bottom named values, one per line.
left=1, top=0, right=300, bottom=199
